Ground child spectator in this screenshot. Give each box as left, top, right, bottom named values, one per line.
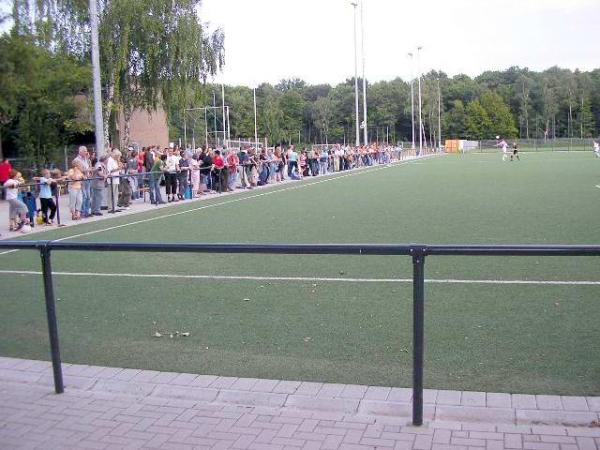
left=4, top=170, right=31, bottom=231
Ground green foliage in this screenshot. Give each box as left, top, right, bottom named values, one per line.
left=445, top=100, right=467, bottom=139
left=465, top=100, right=491, bottom=140
left=0, top=33, right=91, bottom=163
left=479, top=91, right=518, bottom=138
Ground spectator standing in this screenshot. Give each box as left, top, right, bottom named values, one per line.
left=190, top=151, right=201, bottom=197
left=237, top=148, right=251, bottom=189
left=150, top=154, right=166, bottom=204
left=0, top=158, right=12, bottom=200
left=164, top=148, right=179, bottom=202
left=319, top=148, right=329, bottom=175
left=212, top=150, right=226, bottom=193
left=106, top=149, right=122, bottom=209
left=91, top=155, right=108, bottom=216
left=73, top=146, right=92, bottom=217
left=35, top=169, right=58, bottom=224
left=226, top=150, right=239, bottom=191
left=178, top=151, right=191, bottom=199
left=287, top=146, right=298, bottom=178
left=67, top=161, right=84, bottom=220
left=299, top=150, right=308, bottom=176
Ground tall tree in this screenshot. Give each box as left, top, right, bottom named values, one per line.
left=479, top=91, right=518, bottom=138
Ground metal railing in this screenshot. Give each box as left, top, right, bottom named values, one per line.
left=0, top=240, right=598, bottom=425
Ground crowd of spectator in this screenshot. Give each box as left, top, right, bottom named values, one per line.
left=1, top=143, right=412, bottom=233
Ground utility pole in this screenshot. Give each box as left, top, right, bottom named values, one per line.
left=253, top=87, right=258, bottom=152
left=351, top=2, right=360, bottom=147
left=221, top=84, right=226, bottom=148
left=360, top=0, right=368, bottom=146
left=438, top=78, right=442, bottom=150
left=417, top=46, right=423, bottom=154
left=408, top=53, right=415, bottom=150
left=89, top=0, right=105, bottom=156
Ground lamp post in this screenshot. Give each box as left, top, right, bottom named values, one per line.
left=360, top=0, right=368, bottom=146
left=253, top=87, right=258, bottom=152
left=351, top=2, right=360, bottom=147
left=438, top=78, right=442, bottom=150
left=89, top=0, right=105, bottom=156
left=417, top=46, right=423, bottom=154
left=408, top=52, right=415, bottom=150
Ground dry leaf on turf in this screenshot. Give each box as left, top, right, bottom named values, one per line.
left=153, top=332, right=162, bottom=338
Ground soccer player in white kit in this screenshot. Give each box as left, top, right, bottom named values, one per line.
left=497, top=138, right=509, bottom=161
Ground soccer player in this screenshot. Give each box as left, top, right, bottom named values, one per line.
left=593, top=140, right=600, bottom=158
left=511, top=142, right=520, bottom=161
left=497, top=138, right=509, bottom=161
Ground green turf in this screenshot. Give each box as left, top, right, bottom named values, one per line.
left=1, top=152, right=599, bottom=394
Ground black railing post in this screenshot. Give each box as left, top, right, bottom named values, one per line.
left=39, top=243, right=64, bottom=394
left=411, top=245, right=426, bottom=426
left=54, top=189, right=61, bottom=226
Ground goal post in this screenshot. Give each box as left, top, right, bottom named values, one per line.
left=183, top=105, right=231, bottom=149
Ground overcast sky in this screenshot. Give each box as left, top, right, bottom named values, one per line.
left=200, top=0, right=599, bottom=87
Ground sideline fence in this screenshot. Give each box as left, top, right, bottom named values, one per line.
left=0, top=240, right=598, bottom=426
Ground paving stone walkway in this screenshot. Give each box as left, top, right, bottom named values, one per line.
left=1, top=357, right=599, bottom=450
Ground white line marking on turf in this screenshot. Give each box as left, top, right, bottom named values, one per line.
left=0, top=270, right=598, bottom=286
left=0, top=156, right=434, bottom=256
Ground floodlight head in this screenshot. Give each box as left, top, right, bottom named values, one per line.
left=350, top=1, right=358, bottom=6
left=408, top=52, right=413, bottom=57
left=417, top=46, right=423, bottom=51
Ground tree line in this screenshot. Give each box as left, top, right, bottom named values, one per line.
left=198, top=67, right=598, bottom=147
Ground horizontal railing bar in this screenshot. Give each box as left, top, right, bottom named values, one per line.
left=1, top=241, right=600, bottom=256
left=426, top=245, right=600, bottom=256
left=0, top=241, right=413, bottom=255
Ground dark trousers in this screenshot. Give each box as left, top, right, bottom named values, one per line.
left=40, top=197, right=57, bottom=222
left=165, top=173, right=177, bottom=196
left=287, top=161, right=298, bottom=177
left=215, top=169, right=228, bottom=193
left=177, top=172, right=188, bottom=198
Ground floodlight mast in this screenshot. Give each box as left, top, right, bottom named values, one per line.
left=221, top=84, right=227, bottom=148
left=360, top=0, right=368, bottom=146
left=351, top=2, right=360, bottom=147
left=438, top=78, right=442, bottom=150
left=417, top=46, right=423, bottom=154
left=408, top=52, right=415, bottom=150
left=253, top=87, right=258, bottom=152
left=89, top=0, right=105, bottom=156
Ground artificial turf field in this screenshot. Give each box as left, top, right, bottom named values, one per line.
left=1, top=152, right=599, bottom=395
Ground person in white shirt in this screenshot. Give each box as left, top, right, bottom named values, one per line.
left=164, top=148, right=180, bottom=202
left=593, top=140, right=600, bottom=158
left=496, top=139, right=509, bottom=161
left=106, top=149, right=122, bottom=209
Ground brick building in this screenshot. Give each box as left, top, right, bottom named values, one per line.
left=117, top=106, right=170, bottom=149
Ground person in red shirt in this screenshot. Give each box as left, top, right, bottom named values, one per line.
left=0, top=158, right=13, bottom=200
left=211, top=150, right=226, bottom=193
